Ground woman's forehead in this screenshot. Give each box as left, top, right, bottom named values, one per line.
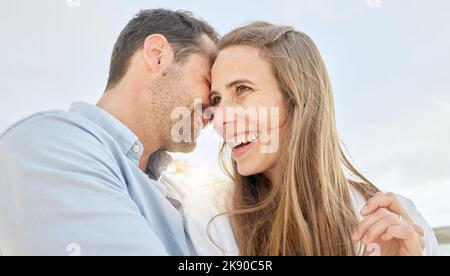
left=212, top=46, right=273, bottom=82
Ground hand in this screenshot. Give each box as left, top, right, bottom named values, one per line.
left=352, top=192, right=425, bottom=256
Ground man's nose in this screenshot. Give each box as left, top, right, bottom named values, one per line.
left=201, top=110, right=211, bottom=128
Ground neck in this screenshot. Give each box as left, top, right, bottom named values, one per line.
left=97, top=84, right=161, bottom=172
left=264, top=166, right=277, bottom=184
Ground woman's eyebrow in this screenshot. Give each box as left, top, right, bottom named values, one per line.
left=209, top=90, right=219, bottom=98
left=211, top=79, right=257, bottom=95
left=226, top=79, right=256, bottom=89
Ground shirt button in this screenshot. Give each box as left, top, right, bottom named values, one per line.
left=132, top=144, right=140, bottom=153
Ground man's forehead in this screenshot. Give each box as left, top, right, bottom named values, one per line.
left=198, top=34, right=219, bottom=66
left=199, top=33, right=219, bottom=52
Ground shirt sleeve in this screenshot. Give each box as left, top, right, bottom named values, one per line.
left=0, top=114, right=169, bottom=256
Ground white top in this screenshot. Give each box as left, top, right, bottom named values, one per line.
left=171, top=180, right=440, bottom=256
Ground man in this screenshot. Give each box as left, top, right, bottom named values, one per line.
left=0, top=9, right=219, bottom=256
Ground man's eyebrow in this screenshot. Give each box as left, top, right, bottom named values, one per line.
left=205, top=75, right=211, bottom=85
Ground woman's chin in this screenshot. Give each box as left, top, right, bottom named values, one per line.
left=236, top=164, right=256, bottom=177
left=236, top=162, right=265, bottom=177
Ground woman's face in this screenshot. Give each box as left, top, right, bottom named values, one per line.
left=211, top=45, right=287, bottom=176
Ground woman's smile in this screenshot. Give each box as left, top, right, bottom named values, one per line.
left=231, top=138, right=258, bottom=160
left=224, top=132, right=260, bottom=160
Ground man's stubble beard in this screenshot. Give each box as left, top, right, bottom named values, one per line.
left=145, top=65, right=198, bottom=154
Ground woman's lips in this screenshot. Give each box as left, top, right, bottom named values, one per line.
left=232, top=140, right=257, bottom=159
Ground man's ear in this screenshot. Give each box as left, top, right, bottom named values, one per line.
left=143, top=34, right=174, bottom=72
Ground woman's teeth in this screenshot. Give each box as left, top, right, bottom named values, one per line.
left=226, top=133, right=259, bottom=148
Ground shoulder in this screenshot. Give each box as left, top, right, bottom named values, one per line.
left=1, top=110, right=103, bottom=149
left=0, top=110, right=124, bottom=190
left=182, top=182, right=239, bottom=256
left=0, top=110, right=116, bottom=165
left=182, top=182, right=232, bottom=236
left=183, top=182, right=232, bottom=215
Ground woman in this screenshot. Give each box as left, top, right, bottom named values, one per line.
left=182, top=22, right=439, bottom=256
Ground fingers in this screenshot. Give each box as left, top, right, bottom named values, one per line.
left=381, top=224, right=416, bottom=241
left=359, top=192, right=424, bottom=238
left=381, top=225, right=425, bottom=256
left=360, top=192, right=412, bottom=222
left=408, top=221, right=425, bottom=238
left=354, top=192, right=426, bottom=256
left=360, top=211, right=401, bottom=245
left=352, top=208, right=390, bottom=242
left=353, top=207, right=425, bottom=245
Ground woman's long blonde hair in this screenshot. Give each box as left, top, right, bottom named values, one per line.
left=218, top=22, right=379, bottom=256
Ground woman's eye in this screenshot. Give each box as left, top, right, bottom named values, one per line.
left=236, top=85, right=252, bottom=95
left=210, top=96, right=221, bottom=106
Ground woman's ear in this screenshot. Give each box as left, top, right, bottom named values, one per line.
left=143, top=34, right=174, bottom=72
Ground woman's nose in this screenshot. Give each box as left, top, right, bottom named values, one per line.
left=213, top=105, right=249, bottom=138
left=212, top=100, right=234, bottom=137
left=211, top=107, right=226, bottom=137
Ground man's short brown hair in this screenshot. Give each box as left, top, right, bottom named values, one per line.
left=106, top=9, right=219, bottom=90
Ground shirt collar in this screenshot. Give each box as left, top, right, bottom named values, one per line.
left=146, top=150, right=173, bottom=180
left=70, top=102, right=143, bottom=159
left=69, top=102, right=172, bottom=181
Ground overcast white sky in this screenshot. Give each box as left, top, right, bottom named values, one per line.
left=1, top=0, right=449, bottom=227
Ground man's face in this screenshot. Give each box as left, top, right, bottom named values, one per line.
left=152, top=36, right=217, bottom=153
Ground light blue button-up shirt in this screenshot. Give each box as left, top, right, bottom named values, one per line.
left=0, top=102, right=190, bottom=256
